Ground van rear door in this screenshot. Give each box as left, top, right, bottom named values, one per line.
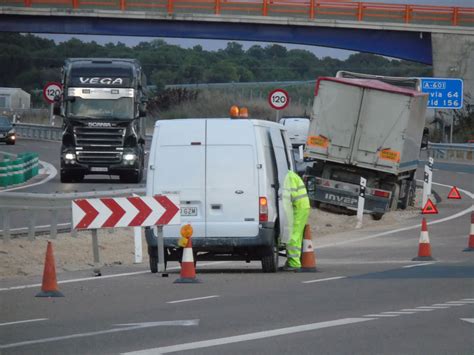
left=205, top=120, right=259, bottom=238
left=155, top=120, right=206, bottom=239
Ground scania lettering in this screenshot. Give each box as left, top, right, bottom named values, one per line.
left=56, top=58, right=147, bottom=183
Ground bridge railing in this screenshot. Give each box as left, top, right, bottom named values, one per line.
left=4, top=0, right=473, bottom=27
left=427, top=142, right=474, bottom=162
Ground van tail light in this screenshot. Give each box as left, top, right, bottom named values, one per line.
left=259, top=197, right=268, bottom=222
left=373, top=190, right=390, bottom=198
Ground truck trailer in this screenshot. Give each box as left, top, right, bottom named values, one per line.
left=56, top=58, right=148, bottom=183
left=303, top=77, right=428, bottom=219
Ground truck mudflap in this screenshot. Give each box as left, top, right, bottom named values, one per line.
left=306, top=176, right=391, bottom=214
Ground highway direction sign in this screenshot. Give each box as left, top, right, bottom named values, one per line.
left=43, top=82, right=62, bottom=104
left=268, top=89, right=289, bottom=110
left=420, top=78, right=463, bottom=109
left=72, top=195, right=180, bottom=229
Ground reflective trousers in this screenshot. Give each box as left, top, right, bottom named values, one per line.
left=286, top=207, right=310, bottom=268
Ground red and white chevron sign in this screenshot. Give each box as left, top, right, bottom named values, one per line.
left=72, top=195, right=180, bottom=230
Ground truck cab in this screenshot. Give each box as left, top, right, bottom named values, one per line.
left=57, top=58, right=147, bottom=183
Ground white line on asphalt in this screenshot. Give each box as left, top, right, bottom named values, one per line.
left=0, top=318, right=48, bottom=327
left=462, top=298, right=474, bottom=301
left=417, top=306, right=449, bottom=309
left=167, top=295, right=220, bottom=304
left=121, top=318, right=375, bottom=355
left=401, top=308, right=434, bottom=312
left=302, top=276, right=346, bottom=284
left=363, top=314, right=399, bottom=317
left=402, top=262, right=436, bottom=268
left=0, top=262, right=229, bottom=292
left=381, top=311, right=415, bottom=315
left=446, top=301, right=473, bottom=304
left=461, top=318, right=474, bottom=324
left=431, top=303, right=464, bottom=307
left=0, top=160, right=57, bottom=192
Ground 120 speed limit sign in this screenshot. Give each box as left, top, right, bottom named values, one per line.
left=43, top=82, right=63, bottom=104
left=268, top=89, right=289, bottom=110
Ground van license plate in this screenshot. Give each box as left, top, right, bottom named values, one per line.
left=91, top=167, right=108, bottom=172
left=181, top=207, right=197, bottom=216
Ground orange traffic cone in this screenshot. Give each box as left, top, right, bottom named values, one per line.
left=36, top=241, right=64, bottom=297
left=300, top=224, right=317, bottom=272
left=174, top=237, right=201, bottom=283
left=463, top=212, right=474, bottom=252
left=412, top=218, right=435, bottom=261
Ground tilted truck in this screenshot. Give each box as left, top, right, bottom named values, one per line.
left=303, top=77, right=428, bottom=219
left=56, top=58, right=148, bottom=183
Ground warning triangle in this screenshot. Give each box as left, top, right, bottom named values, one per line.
left=422, top=198, right=439, bottom=214
left=447, top=186, right=462, bottom=199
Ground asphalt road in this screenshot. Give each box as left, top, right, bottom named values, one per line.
left=1, top=165, right=472, bottom=354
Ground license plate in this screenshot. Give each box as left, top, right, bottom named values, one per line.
left=181, top=207, right=197, bottom=216
left=91, top=167, right=108, bottom=172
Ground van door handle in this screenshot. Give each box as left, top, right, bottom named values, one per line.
left=235, top=190, right=244, bottom=194
left=211, top=204, right=221, bottom=210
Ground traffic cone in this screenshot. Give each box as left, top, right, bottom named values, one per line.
left=300, top=224, right=317, bottom=272
left=463, top=212, right=474, bottom=252
left=36, top=241, right=64, bottom=297
left=174, top=237, right=201, bottom=283
left=412, top=218, right=435, bottom=261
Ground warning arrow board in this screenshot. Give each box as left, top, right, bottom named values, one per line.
left=422, top=198, right=439, bottom=215
left=447, top=186, right=462, bottom=199
left=72, top=195, right=180, bottom=230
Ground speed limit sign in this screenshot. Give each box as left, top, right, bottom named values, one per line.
left=43, top=82, right=62, bottom=104
left=268, top=89, right=289, bottom=110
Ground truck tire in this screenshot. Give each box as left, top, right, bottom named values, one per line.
left=401, top=179, right=416, bottom=209
left=372, top=213, right=384, bottom=220
left=390, top=183, right=400, bottom=211
left=261, top=236, right=279, bottom=273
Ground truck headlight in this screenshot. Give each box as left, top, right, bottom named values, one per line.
left=124, top=153, right=137, bottom=161
left=64, top=153, right=75, bottom=160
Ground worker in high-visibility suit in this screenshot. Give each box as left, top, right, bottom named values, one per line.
left=282, top=170, right=310, bottom=271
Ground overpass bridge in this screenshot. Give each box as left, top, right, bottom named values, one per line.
left=0, top=0, right=473, bottom=103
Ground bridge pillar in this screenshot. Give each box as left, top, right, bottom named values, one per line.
left=431, top=33, right=474, bottom=141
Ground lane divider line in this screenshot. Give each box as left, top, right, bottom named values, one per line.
left=302, top=276, right=346, bottom=284
left=167, top=295, right=220, bottom=304
left=0, top=318, right=48, bottom=327
left=402, top=262, right=436, bottom=268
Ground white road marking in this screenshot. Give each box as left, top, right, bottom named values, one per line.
left=0, top=262, right=229, bottom=292
left=302, top=276, right=346, bottom=284
left=364, top=314, right=399, bottom=317
left=382, top=311, right=415, bottom=315
left=402, top=262, right=436, bottom=268
left=167, top=295, right=219, bottom=304
left=447, top=301, right=473, bottom=304
left=417, top=306, right=450, bottom=309
left=461, top=318, right=474, bottom=324
left=0, top=318, right=48, bottom=327
left=121, top=318, right=375, bottom=355
left=431, top=303, right=464, bottom=307
left=0, top=160, right=57, bottom=193
left=462, top=298, right=474, bottom=301
left=401, top=308, right=434, bottom=312
left=0, top=320, right=199, bottom=349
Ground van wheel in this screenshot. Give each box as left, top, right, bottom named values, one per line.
left=261, top=237, right=279, bottom=273
left=372, top=213, right=384, bottom=220
left=148, top=246, right=167, bottom=273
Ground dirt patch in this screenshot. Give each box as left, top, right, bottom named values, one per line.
left=0, top=203, right=421, bottom=280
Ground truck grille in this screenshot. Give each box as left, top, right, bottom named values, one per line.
left=74, top=127, right=125, bottom=164
left=76, top=150, right=122, bottom=164
left=74, top=127, right=125, bottom=147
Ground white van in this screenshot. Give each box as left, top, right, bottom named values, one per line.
left=145, top=118, right=294, bottom=272
left=279, top=117, right=310, bottom=147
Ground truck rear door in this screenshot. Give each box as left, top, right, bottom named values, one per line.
left=205, top=120, right=259, bottom=238
left=310, top=80, right=363, bottom=163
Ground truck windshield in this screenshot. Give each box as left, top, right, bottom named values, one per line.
left=67, top=97, right=134, bottom=119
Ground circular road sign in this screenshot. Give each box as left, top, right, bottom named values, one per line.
left=268, top=88, right=289, bottom=110
left=43, top=82, right=63, bottom=104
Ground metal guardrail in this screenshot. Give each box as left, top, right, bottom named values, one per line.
left=0, top=187, right=145, bottom=240
left=14, top=123, right=63, bottom=141
left=427, top=142, right=474, bottom=162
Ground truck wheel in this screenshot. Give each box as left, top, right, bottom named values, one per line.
left=261, top=236, right=279, bottom=273
left=401, top=179, right=416, bottom=210
left=372, top=213, right=384, bottom=220
left=390, top=183, right=400, bottom=211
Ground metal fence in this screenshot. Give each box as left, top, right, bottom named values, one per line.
left=0, top=187, right=145, bottom=240
left=14, top=122, right=63, bottom=141
left=427, top=142, right=474, bottom=162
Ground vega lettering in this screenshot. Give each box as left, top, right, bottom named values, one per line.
left=79, top=77, right=123, bottom=85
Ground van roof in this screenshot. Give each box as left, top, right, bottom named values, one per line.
left=154, top=118, right=284, bottom=129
